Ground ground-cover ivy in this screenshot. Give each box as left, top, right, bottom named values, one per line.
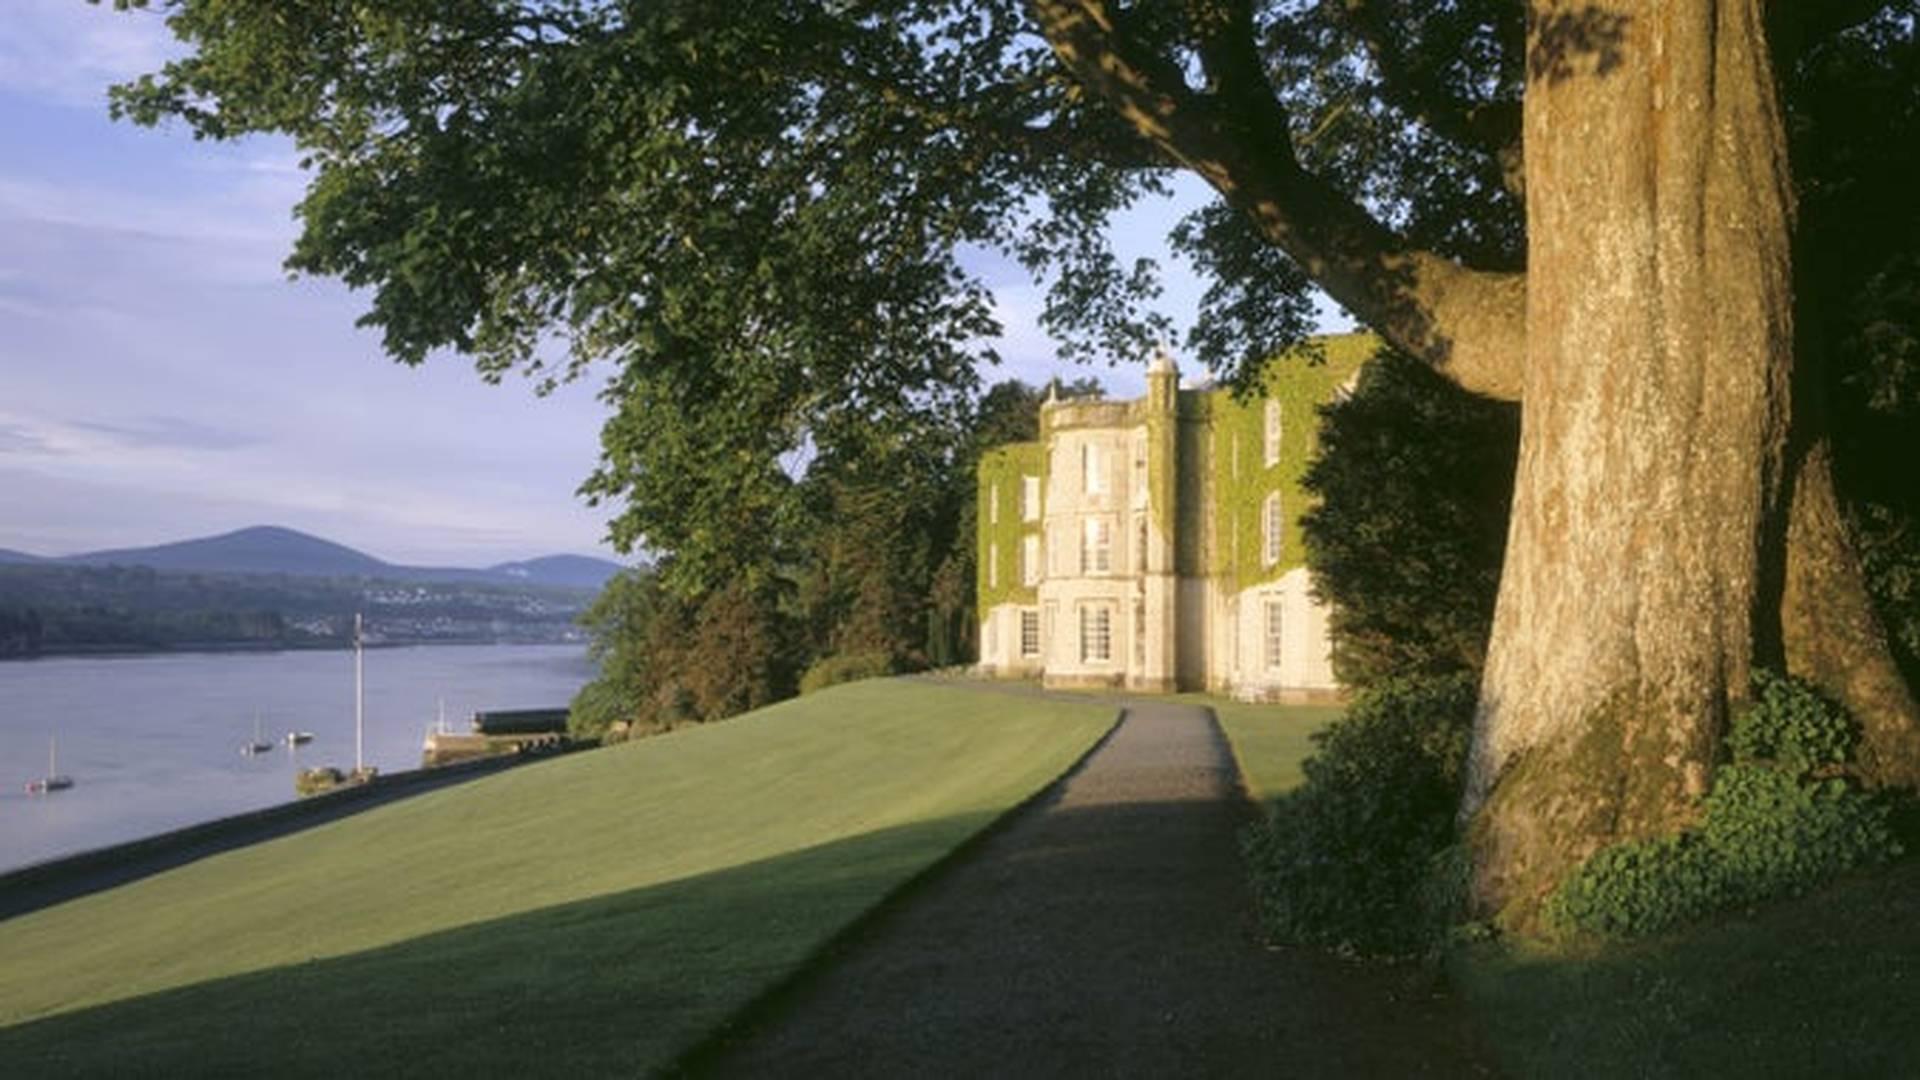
left=1545, top=672, right=1903, bottom=937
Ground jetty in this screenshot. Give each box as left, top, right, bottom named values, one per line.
left=421, top=707, right=570, bottom=767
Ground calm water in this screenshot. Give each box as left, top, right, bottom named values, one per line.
left=0, top=644, right=593, bottom=873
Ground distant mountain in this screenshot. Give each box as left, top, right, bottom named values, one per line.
left=30, top=526, right=625, bottom=590
left=488, top=554, right=627, bottom=590
left=69, top=526, right=389, bottom=578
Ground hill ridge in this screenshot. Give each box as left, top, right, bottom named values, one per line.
left=9, top=525, right=625, bottom=589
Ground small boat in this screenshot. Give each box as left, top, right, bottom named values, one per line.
left=241, top=713, right=274, bottom=756
left=25, top=735, right=74, bottom=795
left=284, top=731, right=315, bottom=747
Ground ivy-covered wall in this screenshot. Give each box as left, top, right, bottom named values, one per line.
left=1206, top=334, right=1375, bottom=592
left=975, top=441, right=1045, bottom=611
left=973, top=333, right=1377, bottom=615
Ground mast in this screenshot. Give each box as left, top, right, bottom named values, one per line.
left=354, top=612, right=364, bottom=773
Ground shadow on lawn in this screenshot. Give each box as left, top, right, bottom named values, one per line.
left=0, top=813, right=997, bottom=1079
left=1455, top=856, right=1920, bottom=1078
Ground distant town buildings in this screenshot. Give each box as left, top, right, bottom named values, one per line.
left=976, top=337, right=1369, bottom=700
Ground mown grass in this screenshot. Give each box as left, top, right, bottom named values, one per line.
left=1453, top=855, right=1920, bottom=1077
left=1213, top=696, right=1920, bottom=1077
left=0, top=679, right=1114, bottom=1076
left=1200, top=696, right=1344, bottom=810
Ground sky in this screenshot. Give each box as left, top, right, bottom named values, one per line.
left=0, top=2, right=1235, bottom=567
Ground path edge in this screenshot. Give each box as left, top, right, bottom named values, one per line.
left=660, top=706, right=1131, bottom=1078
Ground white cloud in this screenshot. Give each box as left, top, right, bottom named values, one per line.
left=0, top=174, right=296, bottom=278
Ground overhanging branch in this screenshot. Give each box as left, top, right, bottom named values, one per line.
left=1028, top=0, right=1525, bottom=400
left=1339, top=0, right=1525, bottom=199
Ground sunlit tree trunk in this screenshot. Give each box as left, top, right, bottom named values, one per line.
left=1463, top=0, right=1798, bottom=922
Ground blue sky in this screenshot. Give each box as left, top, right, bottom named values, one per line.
left=0, top=2, right=1233, bottom=566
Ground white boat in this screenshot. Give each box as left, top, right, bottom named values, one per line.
left=25, top=735, right=74, bottom=794
left=284, top=731, right=315, bottom=747
left=241, top=713, right=274, bottom=756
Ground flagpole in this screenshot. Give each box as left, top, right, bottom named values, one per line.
left=354, top=612, right=364, bottom=774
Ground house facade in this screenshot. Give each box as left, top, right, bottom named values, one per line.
left=975, top=336, right=1370, bottom=700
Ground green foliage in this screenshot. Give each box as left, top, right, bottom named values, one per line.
left=568, top=570, right=798, bottom=737
left=798, top=652, right=897, bottom=695
left=1546, top=674, right=1903, bottom=938
left=1727, top=669, right=1858, bottom=775
left=102, top=1, right=1183, bottom=593
left=1302, top=350, right=1519, bottom=689
left=1242, top=673, right=1478, bottom=955
left=570, top=378, right=1058, bottom=734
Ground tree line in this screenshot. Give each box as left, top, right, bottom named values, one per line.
left=568, top=378, right=1102, bottom=738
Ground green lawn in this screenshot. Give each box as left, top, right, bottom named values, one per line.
left=0, top=679, right=1114, bottom=1076
left=1452, top=855, right=1920, bottom=1077
left=1200, top=696, right=1345, bottom=809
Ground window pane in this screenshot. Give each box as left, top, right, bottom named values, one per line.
left=1082, top=517, right=1112, bottom=574
left=1264, top=599, right=1284, bottom=670
left=1084, top=443, right=1106, bottom=494
left=1262, top=492, right=1282, bottom=567
left=1079, top=604, right=1111, bottom=662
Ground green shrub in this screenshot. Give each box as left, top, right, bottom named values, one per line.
left=1546, top=672, right=1902, bottom=937
left=798, top=652, right=896, bottom=695
left=1242, top=672, right=1477, bottom=955
left=1301, top=351, right=1519, bottom=690
left=294, top=767, right=345, bottom=798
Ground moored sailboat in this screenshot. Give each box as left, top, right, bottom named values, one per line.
left=241, top=713, right=274, bottom=756
left=25, top=735, right=74, bottom=794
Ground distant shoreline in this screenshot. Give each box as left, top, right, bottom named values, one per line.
left=0, top=638, right=588, bottom=662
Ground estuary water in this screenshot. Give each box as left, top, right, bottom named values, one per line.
left=0, top=644, right=592, bottom=874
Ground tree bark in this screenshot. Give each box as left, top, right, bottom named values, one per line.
left=1781, top=439, right=1920, bottom=786
left=1462, top=0, right=1798, bottom=925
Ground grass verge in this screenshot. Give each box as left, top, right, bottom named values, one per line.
left=0, top=678, right=1114, bottom=1076
left=1199, top=696, right=1345, bottom=810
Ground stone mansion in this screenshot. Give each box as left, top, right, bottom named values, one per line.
left=975, top=336, right=1370, bottom=699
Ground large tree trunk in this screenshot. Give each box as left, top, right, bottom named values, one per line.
left=1461, top=0, right=1798, bottom=924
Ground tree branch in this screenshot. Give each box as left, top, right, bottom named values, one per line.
left=1028, top=0, right=1525, bottom=400
left=1338, top=0, right=1525, bottom=199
